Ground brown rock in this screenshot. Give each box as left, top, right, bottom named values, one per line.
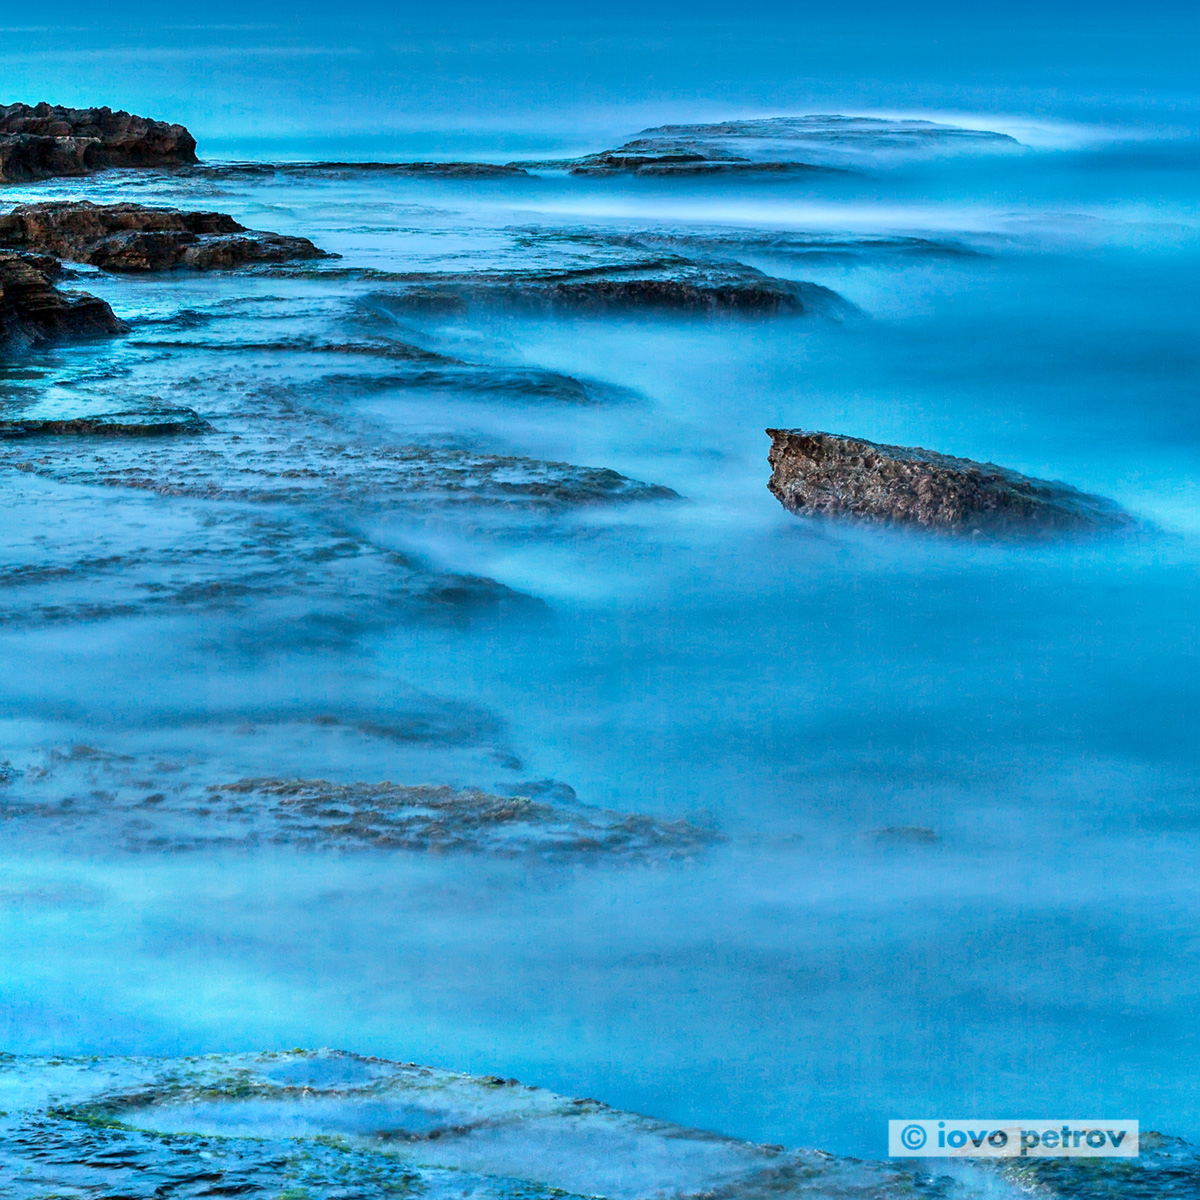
left=387, top=265, right=852, bottom=316
left=0, top=102, right=197, bottom=181
left=0, top=408, right=210, bottom=438
left=766, top=428, right=1132, bottom=536
left=0, top=251, right=126, bottom=354
left=0, top=201, right=328, bottom=272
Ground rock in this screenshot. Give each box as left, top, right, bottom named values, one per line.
left=189, top=159, right=530, bottom=178
left=0, top=251, right=126, bottom=353
left=561, top=152, right=824, bottom=176
left=867, top=826, right=940, bottom=845
left=387, top=263, right=853, bottom=315
left=0, top=1049, right=992, bottom=1200
left=0, top=408, right=210, bottom=438
left=0, top=201, right=328, bottom=272
left=0, top=133, right=94, bottom=183
left=524, top=115, right=1020, bottom=175
left=0, top=101, right=196, bottom=181
left=766, top=428, right=1132, bottom=536
left=0, top=744, right=722, bottom=858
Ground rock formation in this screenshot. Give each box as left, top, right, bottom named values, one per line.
left=520, top=115, right=1019, bottom=175
left=0, top=408, right=210, bottom=438
left=387, top=263, right=852, bottom=315
left=0, top=251, right=126, bottom=353
left=766, top=428, right=1131, bottom=536
left=189, top=160, right=530, bottom=179
left=0, top=102, right=197, bottom=182
left=0, top=201, right=328, bottom=271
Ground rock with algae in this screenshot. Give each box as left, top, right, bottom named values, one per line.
left=0, top=747, right=721, bottom=859
left=0, top=1049, right=1008, bottom=1200
left=2, top=1050, right=1187, bottom=1200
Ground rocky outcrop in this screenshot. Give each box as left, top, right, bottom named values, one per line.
left=0, top=408, right=209, bottom=438
left=0, top=251, right=126, bottom=353
left=766, top=428, right=1132, bottom=536
left=0, top=102, right=197, bottom=182
left=0, top=201, right=328, bottom=271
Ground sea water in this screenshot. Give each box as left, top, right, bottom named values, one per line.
left=2, top=3, right=1199, bottom=1163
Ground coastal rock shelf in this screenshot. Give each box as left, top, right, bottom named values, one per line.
left=0, top=201, right=328, bottom=271
left=0, top=250, right=126, bottom=353
left=0, top=406, right=210, bottom=437
left=0, top=1050, right=1190, bottom=1200
left=0, top=101, right=197, bottom=182
left=0, top=747, right=721, bottom=858
left=189, top=159, right=532, bottom=178
left=382, top=263, right=851, bottom=315
left=766, top=428, right=1132, bottom=536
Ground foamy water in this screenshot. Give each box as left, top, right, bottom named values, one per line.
left=3, top=15, right=1200, bottom=1177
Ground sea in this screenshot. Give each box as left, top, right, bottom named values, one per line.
left=2, top=4, right=1199, bottom=1192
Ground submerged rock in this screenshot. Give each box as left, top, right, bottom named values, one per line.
left=766, top=428, right=1132, bottom=536
left=0, top=201, right=328, bottom=271
left=0, top=250, right=126, bottom=353
left=0, top=101, right=197, bottom=182
left=0, top=1051, right=911, bottom=1200
left=189, top=159, right=531, bottom=178
left=523, top=114, right=1019, bottom=175
left=386, top=262, right=851, bottom=315
left=867, top=825, right=940, bottom=846
left=0, top=407, right=210, bottom=438
left=1, top=1049, right=1187, bottom=1200
left=0, top=747, right=721, bottom=859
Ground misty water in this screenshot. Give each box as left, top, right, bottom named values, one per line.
left=4, top=20, right=1200, bottom=1177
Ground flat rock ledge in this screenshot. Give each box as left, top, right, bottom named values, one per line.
left=0, top=251, right=126, bottom=353
left=387, top=265, right=852, bottom=316
left=0, top=102, right=197, bottom=182
left=767, top=428, right=1132, bottom=536
left=2, top=1050, right=1191, bottom=1200
left=0, top=201, right=329, bottom=272
left=0, top=408, right=210, bottom=438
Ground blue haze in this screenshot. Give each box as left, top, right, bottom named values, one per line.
left=2, top=1, right=1200, bottom=1163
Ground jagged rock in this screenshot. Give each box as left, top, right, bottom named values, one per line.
left=0, top=251, right=126, bottom=353
left=0, top=408, right=210, bottom=438
left=0, top=201, right=328, bottom=272
left=0, top=102, right=197, bottom=182
left=0, top=133, right=94, bottom=183
left=766, top=428, right=1132, bottom=536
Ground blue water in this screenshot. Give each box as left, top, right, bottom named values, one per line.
left=3, top=6, right=1200, bottom=1163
